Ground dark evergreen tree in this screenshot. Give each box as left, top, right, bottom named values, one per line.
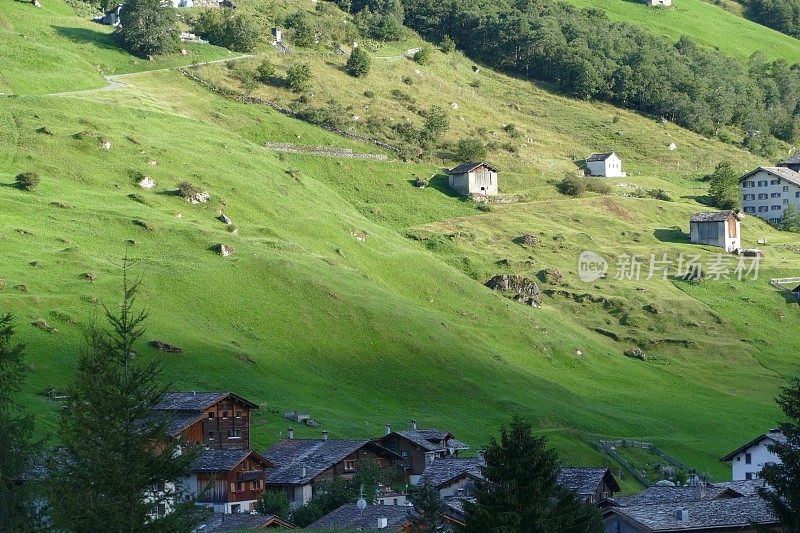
left=408, top=481, right=447, bottom=532
left=49, top=266, right=207, bottom=532
left=759, top=377, right=800, bottom=532
left=461, top=416, right=602, bottom=532
left=346, top=46, right=372, bottom=77
left=117, top=0, right=178, bottom=57
left=0, top=314, right=42, bottom=532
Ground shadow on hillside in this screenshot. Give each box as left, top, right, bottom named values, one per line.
left=681, top=194, right=715, bottom=206
left=654, top=227, right=690, bottom=243
left=426, top=173, right=470, bottom=200
left=53, top=26, right=119, bottom=52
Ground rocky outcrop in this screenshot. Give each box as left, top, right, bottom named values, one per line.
left=213, top=243, right=233, bottom=257
left=150, top=340, right=183, bottom=354
left=485, top=274, right=541, bottom=307
left=138, top=176, right=156, bottom=189
left=188, top=191, right=210, bottom=204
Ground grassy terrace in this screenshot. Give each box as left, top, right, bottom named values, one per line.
left=1, top=0, right=799, bottom=486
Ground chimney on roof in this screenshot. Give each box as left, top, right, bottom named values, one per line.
left=301, top=465, right=307, bottom=478
left=410, top=419, right=417, bottom=431
left=377, top=517, right=388, bottom=529
left=385, top=423, right=391, bottom=436
left=676, top=509, right=689, bottom=523
left=322, top=430, right=329, bottom=441
left=287, top=428, right=294, bottom=440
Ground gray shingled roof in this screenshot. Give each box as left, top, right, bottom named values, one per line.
left=263, top=439, right=399, bottom=485
left=557, top=467, right=620, bottom=496
left=689, top=211, right=735, bottom=223
left=165, top=412, right=204, bottom=437
left=446, top=162, right=498, bottom=174
left=779, top=153, right=800, bottom=165
left=307, top=504, right=412, bottom=529
left=710, top=479, right=766, bottom=497
left=194, top=512, right=293, bottom=531
left=416, top=458, right=485, bottom=488
left=388, top=428, right=469, bottom=453
left=608, top=496, right=777, bottom=531
left=193, top=448, right=270, bottom=472
left=739, top=166, right=800, bottom=187
left=612, top=485, right=731, bottom=508
left=586, top=152, right=615, bottom=162
left=721, top=429, right=786, bottom=461
left=154, top=392, right=230, bottom=411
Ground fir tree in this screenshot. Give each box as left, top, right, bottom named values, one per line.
left=759, top=377, right=800, bottom=532
left=346, top=47, right=371, bottom=78
left=408, top=481, right=447, bottom=532
left=49, top=264, right=207, bottom=532
left=461, top=416, right=602, bottom=532
left=0, top=314, right=42, bottom=531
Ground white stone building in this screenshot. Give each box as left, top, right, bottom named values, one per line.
left=643, top=0, right=672, bottom=5
left=585, top=152, right=625, bottom=178
left=720, top=429, right=785, bottom=481
left=739, top=167, right=800, bottom=224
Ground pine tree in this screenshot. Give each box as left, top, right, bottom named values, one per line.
left=461, top=416, right=602, bottom=533
left=408, top=481, right=447, bottom=532
left=117, top=0, right=179, bottom=57
left=346, top=47, right=371, bottom=78
left=0, top=314, right=42, bottom=531
left=759, top=377, right=800, bottom=532
left=49, top=264, right=207, bottom=532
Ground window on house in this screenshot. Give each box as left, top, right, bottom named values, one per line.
left=230, top=482, right=236, bottom=493
left=228, top=429, right=242, bottom=439
left=771, top=193, right=782, bottom=198
left=784, top=199, right=789, bottom=204
left=771, top=179, right=780, bottom=185
left=222, top=411, right=228, bottom=419
left=344, top=460, right=356, bottom=471
left=759, top=180, right=768, bottom=187
left=746, top=472, right=753, bottom=480
left=796, top=192, right=800, bottom=198
left=784, top=186, right=789, bottom=192
left=758, top=193, right=768, bottom=200
left=208, top=412, right=214, bottom=419
left=235, top=410, right=242, bottom=418
left=157, top=503, right=166, bottom=516
left=208, top=431, right=215, bottom=440
left=401, top=451, right=409, bottom=459
left=759, top=206, right=768, bottom=213
left=745, top=206, right=755, bottom=213
left=746, top=453, right=752, bottom=464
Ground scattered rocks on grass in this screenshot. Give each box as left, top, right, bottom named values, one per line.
left=413, top=176, right=428, bottom=188
left=623, top=347, right=647, bottom=361
left=14, top=284, right=28, bottom=292
left=37, top=126, right=53, bottom=136
left=0, top=279, right=4, bottom=290
left=213, top=243, right=234, bottom=257
left=351, top=230, right=368, bottom=242
left=218, top=213, right=232, bottom=225
left=50, top=201, right=70, bottom=209
left=150, top=340, right=183, bottom=354
left=148, top=159, right=158, bottom=166
left=485, top=274, right=541, bottom=308
left=29, top=261, right=43, bottom=268
left=32, top=318, right=59, bottom=334
left=138, top=176, right=156, bottom=189
left=668, top=142, right=677, bottom=151
left=132, top=219, right=155, bottom=231
left=516, top=234, right=540, bottom=247
left=100, top=139, right=112, bottom=150
left=538, top=268, right=564, bottom=285
left=81, top=272, right=97, bottom=282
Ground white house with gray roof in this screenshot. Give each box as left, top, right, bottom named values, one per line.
left=720, top=428, right=785, bottom=481
left=585, top=152, right=625, bottom=177
left=739, top=166, right=800, bottom=223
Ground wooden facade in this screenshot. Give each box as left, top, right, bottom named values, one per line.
left=195, top=452, right=270, bottom=511
left=176, top=396, right=255, bottom=449
left=378, top=434, right=435, bottom=477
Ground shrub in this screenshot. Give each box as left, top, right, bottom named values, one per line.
left=440, top=35, right=455, bottom=53
left=413, top=45, right=433, bottom=64
left=559, top=174, right=586, bottom=197
left=585, top=177, right=611, bottom=195
left=647, top=188, right=672, bottom=201
left=345, top=47, right=371, bottom=77
left=286, top=11, right=316, bottom=47
left=354, top=0, right=404, bottom=41
left=232, top=66, right=258, bottom=94
left=191, top=10, right=260, bottom=52
left=117, top=0, right=178, bottom=57
left=291, top=502, right=324, bottom=527
left=15, top=172, right=40, bottom=191
left=708, top=161, right=740, bottom=209
left=455, top=137, right=487, bottom=161
left=256, top=491, right=290, bottom=520
left=503, top=123, right=520, bottom=138
left=177, top=181, right=204, bottom=199
left=402, top=76, right=413, bottom=85
left=287, top=64, right=312, bottom=93
left=256, top=60, right=276, bottom=84
left=363, top=90, right=375, bottom=98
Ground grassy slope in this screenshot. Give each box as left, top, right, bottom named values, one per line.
left=561, top=0, right=800, bottom=62
left=2, top=0, right=800, bottom=487
left=0, top=0, right=231, bottom=95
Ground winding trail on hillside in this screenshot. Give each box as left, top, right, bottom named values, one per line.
left=32, top=55, right=251, bottom=98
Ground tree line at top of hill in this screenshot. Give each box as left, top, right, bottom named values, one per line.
left=740, top=0, right=800, bottom=40
left=366, top=0, right=800, bottom=156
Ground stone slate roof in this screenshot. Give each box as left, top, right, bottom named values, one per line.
left=307, top=504, right=412, bottom=530
left=416, top=457, right=485, bottom=488
left=193, top=448, right=271, bottom=473
left=612, top=485, right=730, bottom=508
left=389, top=428, right=469, bottom=453
left=263, top=439, right=400, bottom=485
left=165, top=412, right=204, bottom=437
left=721, top=428, right=786, bottom=461
left=444, top=496, right=474, bottom=524
left=194, top=512, right=294, bottom=531
left=586, top=152, right=616, bottom=162
left=154, top=391, right=258, bottom=412
left=740, top=166, right=800, bottom=187
left=779, top=153, right=800, bottom=165
left=446, top=162, right=499, bottom=174
left=689, top=211, right=735, bottom=223
left=608, top=496, right=777, bottom=531
left=557, top=467, right=620, bottom=496
left=711, top=479, right=766, bottom=497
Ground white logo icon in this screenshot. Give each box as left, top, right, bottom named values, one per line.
left=578, top=251, right=608, bottom=282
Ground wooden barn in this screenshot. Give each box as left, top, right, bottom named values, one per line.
left=689, top=211, right=741, bottom=252
left=445, top=162, right=499, bottom=196
left=189, top=448, right=273, bottom=514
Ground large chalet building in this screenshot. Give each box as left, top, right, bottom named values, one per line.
left=739, top=159, right=800, bottom=223
left=154, top=392, right=272, bottom=513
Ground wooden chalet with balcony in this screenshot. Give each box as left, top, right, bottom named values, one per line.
left=188, top=448, right=274, bottom=514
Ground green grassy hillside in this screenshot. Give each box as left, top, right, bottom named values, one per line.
left=2, top=0, right=800, bottom=488
left=562, top=0, right=800, bottom=62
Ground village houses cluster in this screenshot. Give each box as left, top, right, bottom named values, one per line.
left=19, top=389, right=782, bottom=531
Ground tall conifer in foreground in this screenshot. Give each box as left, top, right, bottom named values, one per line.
left=49, top=265, right=206, bottom=532
left=461, top=416, right=602, bottom=533
left=0, top=313, right=43, bottom=532
left=759, top=377, right=800, bottom=532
